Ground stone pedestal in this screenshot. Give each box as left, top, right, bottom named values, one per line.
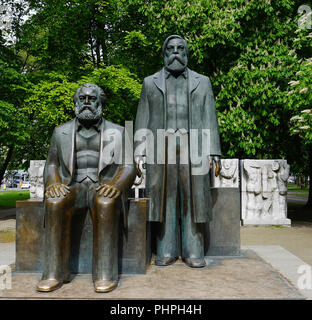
left=205, top=188, right=241, bottom=256
left=209, top=159, right=241, bottom=256
left=15, top=198, right=151, bottom=274
left=120, top=198, right=151, bottom=273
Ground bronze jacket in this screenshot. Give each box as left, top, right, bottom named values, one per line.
left=43, top=118, right=136, bottom=226
left=134, top=67, right=221, bottom=223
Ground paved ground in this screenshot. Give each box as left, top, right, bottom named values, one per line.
left=0, top=252, right=304, bottom=299
left=242, top=245, right=312, bottom=299
left=0, top=208, right=16, bottom=220
left=0, top=219, right=15, bottom=232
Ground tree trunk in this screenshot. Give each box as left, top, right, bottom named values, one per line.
left=0, top=145, right=14, bottom=184
left=95, top=40, right=101, bottom=68
left=306, top=146, right=312, bottom=208
left=297, top=175, right=301, bottom=188
left=89, top=37, right=96, bottom=66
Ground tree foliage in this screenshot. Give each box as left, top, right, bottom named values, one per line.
left=0, top=0, right=311, bottom=185
left=0, top=36, right=29, bottom=179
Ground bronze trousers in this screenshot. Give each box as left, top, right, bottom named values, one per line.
left=156, top=142, right=205, bottom=260
left=42, top=177, right=120, bottom=283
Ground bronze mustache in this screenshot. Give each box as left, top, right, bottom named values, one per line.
left=168, top=55, right=185, bottom=65
left=79, top=105, right=96, bottom=113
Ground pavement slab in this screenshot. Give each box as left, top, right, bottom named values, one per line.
left=242, top=245, right=312, bottom=299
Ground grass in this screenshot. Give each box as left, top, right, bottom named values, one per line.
left=264, top=225, right=287, bottom=229
left=288, top=183, right=309, bottom=196
left=0, top=190, right=30, bottom=209
left=0, top=230, right=16, bottom=242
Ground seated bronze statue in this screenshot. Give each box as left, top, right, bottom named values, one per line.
left=37, top=83, right=136, bottom=293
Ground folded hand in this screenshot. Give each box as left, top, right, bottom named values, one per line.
left=96, top=183, right=121, bottom=199
left=45, top=184, right=70, bottom=198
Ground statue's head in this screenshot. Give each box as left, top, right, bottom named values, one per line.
left=272, top=160, right=280, bottom=172
left=73, top=83, right=106, bottom=124
left=162, top=35, right=189, bottom=75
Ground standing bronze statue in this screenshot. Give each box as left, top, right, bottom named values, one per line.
left=134, top=35, right=221, bottom=268
left=37, top=83, right=136, bottom=293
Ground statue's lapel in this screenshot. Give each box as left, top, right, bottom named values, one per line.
left=153, top=68, right=166, bottom=95
left=98, top=119, right=106, bottom=177
left=60, top=119, right=75, bottom=178
left=98, top=119, right=115, bottom=179
left=188, top=69, right=200, bottom=94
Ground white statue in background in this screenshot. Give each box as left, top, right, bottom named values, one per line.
left=28, top=160, right=46, bottom=199
left=274, top=160, right=290, bottom=219
left=243, top=161, right=262, bottom=220
left=241, top=159, right=291, bottom=225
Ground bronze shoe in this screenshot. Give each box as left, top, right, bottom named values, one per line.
left=155, top=256, right=177, bottom=266
left=183, top=257, right=206, bottom=268
left=94, top=279, right=118, bottom=293
left=36, top=279, right=62, bottom=292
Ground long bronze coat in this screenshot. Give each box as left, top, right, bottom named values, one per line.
left=135, top=67, right=221, bottom=223
left=43, top=118, right=136, bottom=226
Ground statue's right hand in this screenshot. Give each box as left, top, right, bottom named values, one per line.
left=45, top=184, right=70, bottom=199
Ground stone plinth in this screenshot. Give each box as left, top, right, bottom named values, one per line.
left=15, top=198, right=151, bottom=275
left=205, top=188, right=241, bottom=256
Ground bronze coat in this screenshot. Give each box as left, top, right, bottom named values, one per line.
left=135, top=68, right=221, bottom=223
left=43, top=118, right=136, bottom=227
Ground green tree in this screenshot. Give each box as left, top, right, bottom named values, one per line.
left=0, top=34, right=29, bottom=183
left=2, top=0, right=312, bottom=207
left=287, top=15, right=312, bottom=207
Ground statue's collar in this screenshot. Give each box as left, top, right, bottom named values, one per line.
left=164, top=67, right=188, bottom=79
left=76, top=118, right=102, bottom=132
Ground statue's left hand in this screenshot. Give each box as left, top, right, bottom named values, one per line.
left=96, top=183, right=121, bottom=198
left=211, top=156, right=221, bottom=177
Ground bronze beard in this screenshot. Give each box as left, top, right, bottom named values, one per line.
left=75, top=103, right=103, bottom=124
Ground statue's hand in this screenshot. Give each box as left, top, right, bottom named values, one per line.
left=211, top=156, right=221, bottom=177
left=45, top=184, right=70, bottom=199
left=96, top=183, right=121, bottom=199
left=134, top=155, right=144, bottom=186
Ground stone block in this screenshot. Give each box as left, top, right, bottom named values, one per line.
left=205, top=188, right=241, bottom=256
left=15, top=198, right=151, bottom=274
